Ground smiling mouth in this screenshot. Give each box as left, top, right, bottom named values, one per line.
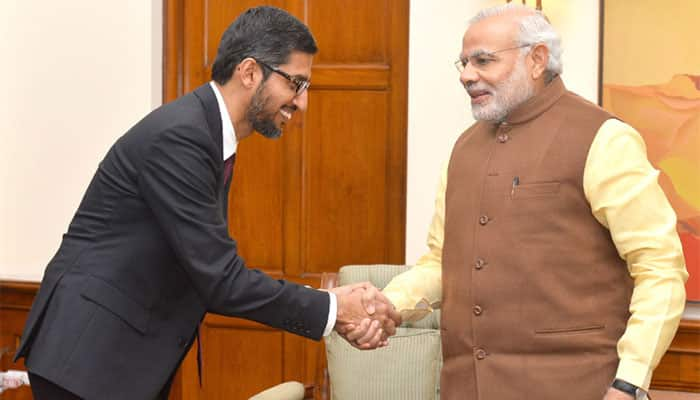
left=279, top=105, right=297, bottom=122
left=469, top=91, right=491, bottom=105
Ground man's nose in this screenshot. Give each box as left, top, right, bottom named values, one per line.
left=293, top=90, right=308, bottom=111
left=459, top=62, right=479, bottom=88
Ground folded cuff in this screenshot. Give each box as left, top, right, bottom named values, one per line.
left=616, top=358, right=653, bottom=391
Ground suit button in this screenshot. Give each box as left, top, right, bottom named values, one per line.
left=305, top=329, right=311, bottom=335
left=497, top=133, right=510, bottom=143
left=177, top=336, right=186, bottom=347
left=475, top=258, right=486, bottom=270
left=475, top=348, right=487, bottom=360
left=473, top=305, right=483, bottom=316
left=479, top=215, right=489, bottom=225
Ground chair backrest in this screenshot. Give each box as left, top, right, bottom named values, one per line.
left=325, top=265, right=442, bottom=400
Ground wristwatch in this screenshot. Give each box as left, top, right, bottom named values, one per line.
left=612, top=379, right=648, bottom=400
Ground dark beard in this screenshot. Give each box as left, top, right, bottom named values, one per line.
left=246, top=83, right=282, bottom=139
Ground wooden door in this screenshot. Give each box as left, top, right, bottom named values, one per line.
left=164, top=0, right=408, bottom=398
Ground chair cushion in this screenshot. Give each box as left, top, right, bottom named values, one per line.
left=325, top=327, right=442, bottom=400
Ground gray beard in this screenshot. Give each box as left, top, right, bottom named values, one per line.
left=470, top=60, right=534, bottom=122
left=246, top=84, right=282, bottom=139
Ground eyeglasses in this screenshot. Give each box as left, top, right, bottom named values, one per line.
left=454, top=44, right=532, bottom=73
left=256, top=60, right=311, bottom=96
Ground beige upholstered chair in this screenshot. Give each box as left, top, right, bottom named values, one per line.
left=322, top=265, right=442, bottom=400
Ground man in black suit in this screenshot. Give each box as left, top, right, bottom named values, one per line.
left=16, top=6, right=400, bottom=400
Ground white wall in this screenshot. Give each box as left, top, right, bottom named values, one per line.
left=405, top=0, right=601, bottom=263
left=0, top=0, right=163, bottom=281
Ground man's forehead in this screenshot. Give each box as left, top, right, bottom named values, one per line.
left=279, top=51, right=313, bottom=78
left=461, top=14, right=521, bottom=54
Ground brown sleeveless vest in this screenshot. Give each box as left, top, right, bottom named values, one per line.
left=440, top=77, right=633, bottom=399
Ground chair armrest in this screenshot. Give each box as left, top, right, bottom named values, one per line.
left=320, top=272, right=338, bottom=290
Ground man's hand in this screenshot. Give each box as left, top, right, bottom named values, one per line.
left=603, top=387, right=635, bottom=400
left=329, top=282, right=401, bottom=350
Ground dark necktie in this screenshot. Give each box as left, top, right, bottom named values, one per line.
left=221, top=154, right=236, bottom=221
left=223, top=153, right=235, bottom=185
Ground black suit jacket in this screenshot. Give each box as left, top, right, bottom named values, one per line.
left=16, top=84, right=330, bottom=400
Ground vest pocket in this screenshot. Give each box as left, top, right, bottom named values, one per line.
left=512, top=181, right=560, bottom=199
left=534, top=324, right=604, bottom=336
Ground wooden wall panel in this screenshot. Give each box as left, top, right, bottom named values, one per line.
left=652, top=320, right=700, bottom=392
left=307, top=0, right=389, bottom=64
left=202, top=317, right=284, bottom=399
left=228, top=134, right=285, bottom=271
left=303, top=90, right=389, bottom=272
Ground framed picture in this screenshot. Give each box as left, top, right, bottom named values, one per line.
left=599, top=0, right=700, bottom=301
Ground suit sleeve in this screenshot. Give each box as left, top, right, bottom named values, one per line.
left=137, top=125, right=329, bottom=340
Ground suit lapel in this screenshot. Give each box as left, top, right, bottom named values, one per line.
left=193, top=83, right=224, bottom=162
left=192, top=83, right=231, bottom=219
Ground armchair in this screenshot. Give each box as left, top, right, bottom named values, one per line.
left=321, top=265, right=442, bottom=400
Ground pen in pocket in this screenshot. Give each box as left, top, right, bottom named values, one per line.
left=511, top=176, right=519, bottom=198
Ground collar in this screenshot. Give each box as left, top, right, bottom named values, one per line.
left=499, top=75, right=567, bottom=126
left=209, top=81, right=237, bottom=160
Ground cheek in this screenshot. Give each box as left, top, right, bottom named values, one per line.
left=482, top=67, right=512, bottom=88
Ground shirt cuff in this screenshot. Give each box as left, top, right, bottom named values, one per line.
left=616, top=358, right=653, bottom=391
left=323, top=291, right=337, bottom=337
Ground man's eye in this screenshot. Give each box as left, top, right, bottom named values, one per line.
left=474, top=56, right=491, bottom=66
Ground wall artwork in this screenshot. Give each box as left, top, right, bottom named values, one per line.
left=600, top=1, right=700, bottom=300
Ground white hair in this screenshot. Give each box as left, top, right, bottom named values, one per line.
left=470, top=4, right=563, bottom=82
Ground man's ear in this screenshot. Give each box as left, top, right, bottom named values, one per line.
left=529, top=43, right=549, bottom=80
left=235, top=57, right=262, bottom=89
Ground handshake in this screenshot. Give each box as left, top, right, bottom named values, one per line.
left=328, top=283, right=402, bottom=350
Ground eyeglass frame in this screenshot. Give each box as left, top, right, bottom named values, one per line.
left=255, top=59, right=311, bottom=96
left=454, top=43, right=533, bottom=73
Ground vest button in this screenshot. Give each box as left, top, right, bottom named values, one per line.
left=479, top=215, right=489, bottom=225
left=473, top=305, right=483, bottom=316
left=475, top=348, right=487, bottom=360
left=497, top=133, right=510, bottom=143
left=475, top=258, right=486, bottom=270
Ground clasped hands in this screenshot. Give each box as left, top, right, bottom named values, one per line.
left=329, top=282, right=402, bottom=350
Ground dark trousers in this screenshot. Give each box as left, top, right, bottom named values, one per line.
left=28, top=373, right=82, bottom=400
left=28, top=372, right=171, bottom=400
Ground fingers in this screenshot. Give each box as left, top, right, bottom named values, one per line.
left=355, top=323, right=384, bottom=350
left=340, top=318, right=391, bottom=350
left=387, top=305, right=402, bottom=328
left=355, top=320, right=381, bottom=345
left=382, top=315, right=396, bottom=337
left=361, top=288, right=378, bottom=315
left=344, top=318, right=372, bottom=342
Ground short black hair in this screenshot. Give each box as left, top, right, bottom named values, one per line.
left=211, top=6, right=318, bottom=85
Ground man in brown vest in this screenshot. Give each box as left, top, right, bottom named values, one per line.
left=381, top=4, right=688, bottom=400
